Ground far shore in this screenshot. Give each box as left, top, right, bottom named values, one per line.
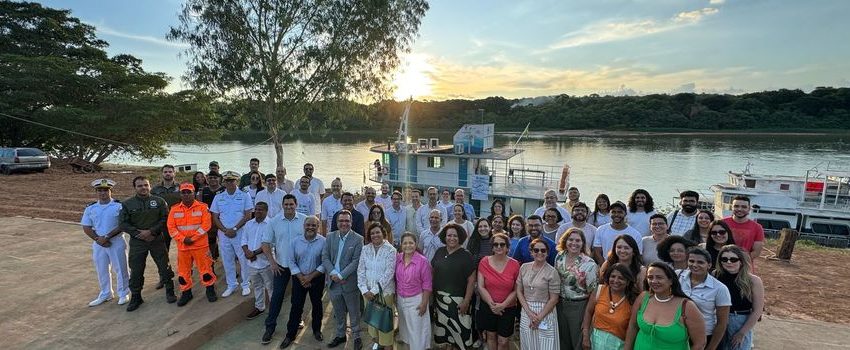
left=498, top=129, right=844, bottom=137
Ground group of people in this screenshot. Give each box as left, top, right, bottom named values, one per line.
left=81, top=159, right=766, bottom=350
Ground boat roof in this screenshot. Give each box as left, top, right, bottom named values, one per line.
left=369, top=145, right=524, bottom=160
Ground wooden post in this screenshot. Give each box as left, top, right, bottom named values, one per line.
left=775, top=228, right=799, bottom=260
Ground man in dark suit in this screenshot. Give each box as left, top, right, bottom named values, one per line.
left=321, top=210, right=364, bottom=350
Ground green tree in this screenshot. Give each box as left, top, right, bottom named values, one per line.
left=0, top=1, right=212, bottom=164
left=168, top=0, right=429, bottom=169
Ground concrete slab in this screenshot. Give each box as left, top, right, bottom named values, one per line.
left=0, top=216, right=253, bottom=349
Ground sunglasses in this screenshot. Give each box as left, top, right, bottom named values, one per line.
left=531, top=248, right=548, bottom=254
left=710, top=229, right=728, bottom=236
left=493, top=242, right=507, bottom=248
left=720, top=257, right=741, bottom=263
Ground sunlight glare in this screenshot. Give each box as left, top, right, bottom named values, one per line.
left=392, top=53, right=433, bottom=101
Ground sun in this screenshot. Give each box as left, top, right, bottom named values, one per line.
left=392, top=53, right=434, bottom=101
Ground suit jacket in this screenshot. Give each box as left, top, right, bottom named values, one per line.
left=321, top=230, right=364, bottom=293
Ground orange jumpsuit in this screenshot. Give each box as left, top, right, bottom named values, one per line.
left=167, top=200, right=216, bottom=292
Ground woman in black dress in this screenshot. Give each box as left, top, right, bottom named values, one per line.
left=431, top=223, right=476, bottom=350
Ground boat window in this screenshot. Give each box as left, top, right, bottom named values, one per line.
left=811, top=223, right=850, bottom=236
left=744, top=179, right=756, bottom=188
left=427, top=156, right=443, bottom=168
left=756, top=219, right=790, bottom=230
left=779, top=183, right=790, bottom=191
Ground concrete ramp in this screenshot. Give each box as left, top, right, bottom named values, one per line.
left=0, top=216, right=253, bottom=349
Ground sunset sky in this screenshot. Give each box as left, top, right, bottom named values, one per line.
left=42, top=0, right=850, bottom=101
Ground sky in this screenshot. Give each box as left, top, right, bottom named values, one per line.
left=42, top=0, right=850, bottom=101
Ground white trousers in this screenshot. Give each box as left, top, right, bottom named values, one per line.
left=398, top=293, right=432, bottom=350
left=248, top=265, right=274, bottom=310
left=92, top=237, right=130, bottom=299
left=218, top=230, right=251, bottom=290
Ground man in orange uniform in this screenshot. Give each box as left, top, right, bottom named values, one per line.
left=167, top=182, right=218, bottom=306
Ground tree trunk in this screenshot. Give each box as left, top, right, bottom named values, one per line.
left=266, top=100, right=284, bottom=170
left=272, top=128, right=284, bottom=170
left=775, top=228, right=799, bottom=260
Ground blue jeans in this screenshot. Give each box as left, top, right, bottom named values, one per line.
left=723, top=313, right=754, bottom=350
left=263, top=265, right=291, bottom=332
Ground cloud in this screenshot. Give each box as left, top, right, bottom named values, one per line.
left=709, top=0, right=726, bottom=5
left=543, top=7, right=720, bottom=51
left=94, top=23, right=189, bottom=49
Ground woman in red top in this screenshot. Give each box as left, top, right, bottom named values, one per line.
left=476, top=233, right=521, bottom=350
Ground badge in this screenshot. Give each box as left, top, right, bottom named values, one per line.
left=150, top=200, right=158, bottom=207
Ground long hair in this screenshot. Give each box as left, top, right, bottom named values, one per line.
left=714, top=245, right=754, bottom=301
left=627, top=189, right=655, bottom=213
left=192, top=171, right=207, bottom=191
left=592, top=194, right=610, bottom=225
left=686, top=210, right=715, bottom=243
left=604, top=262, right=641, bottom=304
left=646, top=262, right=689, bottom=299
left=605, top=234, right=644, bottom=279
left=507, top=215, right=526, bottom=239
left=247, top=170, right=264, bottom=191
left=488, top=199, right=508, bottom=223
left=365, top=204, right=392, bottom=244
left=452, top=203, right=468, bottom=221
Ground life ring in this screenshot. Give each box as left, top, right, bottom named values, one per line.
left=558, top=164, right=570, bottom=193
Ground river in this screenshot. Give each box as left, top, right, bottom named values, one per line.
left=115, top=132, right=850, bottom=209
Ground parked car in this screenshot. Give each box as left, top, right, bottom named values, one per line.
left=0, top=147, right=51, bottom=174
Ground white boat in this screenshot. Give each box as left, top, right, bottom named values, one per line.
left=710, top=162, right=850, bottom=247
left=365, top=102, right=569, bottom=217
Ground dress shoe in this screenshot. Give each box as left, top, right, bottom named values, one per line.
left=246, top=308, right=265, bottom=320
left=177, top=290, right=193, bottom=307
left=242, top=287, right=251, bottom=296
left=279, top=337, right=294, bottom=349
left=261, top=329, right=274, bottom=345
left=327, top=336, right=346, bottom=348
left=314, top=331, right=324, bottom=342
left=165, top=290, right=177, bottom=304
left=353, top=338, right=362, bottom=350
left=221, top=286, right=236, bottom=298
left=88, top=296, right=112, bottom=307
left=126, top=294, right=144, bottom=312
left=155, top=280, right=165, bottom=290
left=206, top=285, right=218, bottom=302
left=117, top=295, right=131, bottom=305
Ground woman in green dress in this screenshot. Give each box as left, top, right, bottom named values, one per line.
left=624, top=262, right=705, bottom=350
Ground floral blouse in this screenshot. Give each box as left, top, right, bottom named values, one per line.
left=554, top=252, right=599, bottom=300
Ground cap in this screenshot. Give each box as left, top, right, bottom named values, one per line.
left=221, top=170, right=240, bottom=180
left=209, top=160, right=219, bottom=166
left=91, top=178, right=116, bottom=189
left=179, top=182, right=195, bottom=192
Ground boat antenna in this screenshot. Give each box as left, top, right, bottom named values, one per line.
left=513, top=122, right=531, bottom=151
left=396, top=98, right=412, bottom=152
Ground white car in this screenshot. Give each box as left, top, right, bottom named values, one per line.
left=0, top=147, right=50, bottom=175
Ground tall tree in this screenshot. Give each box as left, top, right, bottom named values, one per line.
left=0, top=1, right=212, bottom=164
left=168, top=0, right=429, bottom=168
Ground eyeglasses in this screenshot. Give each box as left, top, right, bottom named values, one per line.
left=531, top=248, right=548, bottom=254
left=493, top=242, right=507, bottom=248
left=710, top=230, right=728, bottom=236
left=720, top=257, right=741, bottom=263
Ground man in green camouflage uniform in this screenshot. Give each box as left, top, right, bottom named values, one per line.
left=121, top=175, right=177, bottom=311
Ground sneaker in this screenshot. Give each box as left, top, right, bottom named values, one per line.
left=117, top=295, right=131, bottom=305
left=246, top=308, right=265, bottom=320
left=221, top=287, right=237, bottom=298
left=241, top=287, right=251, bottom=296
left=88, top=296, right=112, bottom=307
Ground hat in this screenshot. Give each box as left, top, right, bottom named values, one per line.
left=179, top=182, right=195, bottom=192
left=91, top=178, right=116, bottom=189
left=610, top=201, right=627, bottom=211
left=221, top=170, right=240, bottom=180
left=209, top=160, right=219, bottom=166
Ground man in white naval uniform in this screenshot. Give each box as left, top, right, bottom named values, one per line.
left=210, top=170, right=255, bottom=297
left=80, top=178, right=130, bottom=306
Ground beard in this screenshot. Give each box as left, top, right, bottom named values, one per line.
left=682, top=204, right=697, bottom=214
left=572, top=214, right=586, bottom=222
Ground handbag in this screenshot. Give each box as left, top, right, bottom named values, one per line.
left=363, top=283, right=394, bottom=333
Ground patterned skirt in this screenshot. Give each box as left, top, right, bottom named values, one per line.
left=519, top=300, right=560, bottom=350
left=591, top=328, right=625, bottom=350
left=434, top=290, right=474, bottom=349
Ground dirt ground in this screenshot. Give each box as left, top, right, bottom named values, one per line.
left=2, top=165, right=849, bottom=325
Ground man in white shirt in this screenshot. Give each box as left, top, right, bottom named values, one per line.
left=641, top=214, right=671, bottom=265
left=355, top=186, right=380, bottom=220
left=210, top=171, right=255, bottom=298
left=416, top=186, right=447, bottom=234
left=555, top=202, right=597, bottom=262
left=293, top=176, right=319, bottom=217
left=593, top=201, right=642, bottom=262
left=626, top=189, right=657, bottom=237
left=241, top=201, right=274, bottom=320
left=667, top=190, right=700, bottom=236
left=534, top=189, right=570, bottom=225
left=260, top=194, right=307, bottom=344
left=405, top=189, right=423, bottom=236
left=255, top=174, right=286, bottom=218
left=448, top=188, right=476, bottom=221
left=418, top=209, right=445, bottom=261
left=81, top=178, right=130, bottom=307
left=303, top=163, right=325, bottom=201
left=321, top=178, right=343, bottom=234
left=275, top=167, right=296, bottom=194
left=437, top=188, right=453, bottom=217
left=375, top=183, right=392, bottom=208
left=384, top=191, right=407, bottom=245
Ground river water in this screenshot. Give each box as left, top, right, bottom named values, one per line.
left=116, top=132, right=850, bottom=209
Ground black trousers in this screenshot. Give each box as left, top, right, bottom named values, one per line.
left=128, top=235, right=174, bottom=294
left=264, top=266, right=292, bottom=332
left=286, top=274, right=325, bottom=339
